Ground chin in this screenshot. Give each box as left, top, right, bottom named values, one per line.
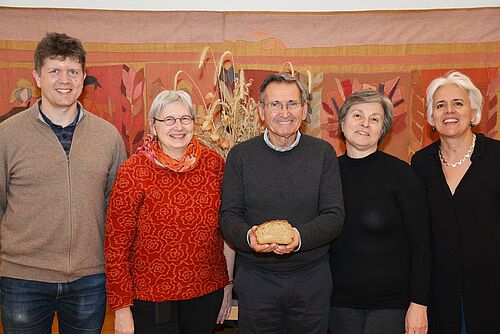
left=438, top=129, right=466, bottom=138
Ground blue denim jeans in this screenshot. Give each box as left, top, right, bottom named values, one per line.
left=0, top=274, right=106, bottom=334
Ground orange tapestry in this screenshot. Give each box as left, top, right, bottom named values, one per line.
left=1, top=7, right=499, bottom=160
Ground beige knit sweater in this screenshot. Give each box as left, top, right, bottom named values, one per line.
left=0, top=101, right=127, bottom=282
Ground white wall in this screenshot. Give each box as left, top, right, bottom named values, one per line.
left=1, top=0, right=499, bottom=11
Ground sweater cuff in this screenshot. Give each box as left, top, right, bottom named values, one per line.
left=293, top=227, right=302, bottom=252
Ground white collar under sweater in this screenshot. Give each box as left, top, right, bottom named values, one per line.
left=263, top=128, right=302, bottom=152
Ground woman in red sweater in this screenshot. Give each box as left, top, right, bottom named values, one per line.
left=105, top=90, right=234, bottom=334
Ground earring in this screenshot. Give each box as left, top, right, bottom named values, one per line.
left=470, top=123, right=475, bottom=128
left=431, top=127, right=436, bottom=132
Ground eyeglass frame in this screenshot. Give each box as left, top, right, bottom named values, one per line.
left=261, top=100, right=304, bottom=113
left=153, top=115, right=194, bottom=126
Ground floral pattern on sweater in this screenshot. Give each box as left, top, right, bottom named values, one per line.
left=105, top=146, right=228, bottom=310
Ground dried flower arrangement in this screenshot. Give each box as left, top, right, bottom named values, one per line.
left=174, top=47, right=263, bottom=159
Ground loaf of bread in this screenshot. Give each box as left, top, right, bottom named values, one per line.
left=255, top=220, right=294, bottom=245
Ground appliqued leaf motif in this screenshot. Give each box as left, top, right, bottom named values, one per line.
left=133, top=81, right=143, bottom=101
left=121, top=66, right=134, bottom=97
left=352, top=79, right=361, bottom=93
left=119, top=94, right=131, bottom=132
left=341, top=80, right=353, bottom=99
left=132, top=97, right=143, bottom=117
left=335, top=78, right=345, bottom=101
left=385, top=77, right=400, bottom=99
left=119, top=64, right=146, bottom=155
left=134, top=68, right=144, bottom=87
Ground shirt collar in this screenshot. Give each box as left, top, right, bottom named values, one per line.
left=263, top=128, right=302, bottom=152
left=38, top=100, right=82, bottom=127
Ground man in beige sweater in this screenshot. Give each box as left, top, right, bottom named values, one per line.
left=0, top=32, right=127, bottom=333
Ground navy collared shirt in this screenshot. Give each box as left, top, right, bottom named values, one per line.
left=39, top=101, right=81, bottom=155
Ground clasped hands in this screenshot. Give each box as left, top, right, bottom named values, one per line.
left=248, top=226, right=300, bottom=255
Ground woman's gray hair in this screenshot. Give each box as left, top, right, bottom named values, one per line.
left=338, top=89, right=394, bottom=144
left=426, top=71, right=483, bottom=126
left=149, top=90, right=195, bottom=121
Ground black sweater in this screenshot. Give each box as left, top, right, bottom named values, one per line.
left=220, top=134, right=345, bottom=272
left=330, top=150, right=431, bottom=309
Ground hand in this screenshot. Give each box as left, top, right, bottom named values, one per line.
left=216, top=283, right=233, bottom=324
left=249, top=226, right=278, bottom=253
left=405, top=302, right=428, bottom=334
left=273, top=228, right=300, bottom=255
left=114, top=307, right=134, bottom=334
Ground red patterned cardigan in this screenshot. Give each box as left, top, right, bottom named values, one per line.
left=104, top=147, right=229, bottom=310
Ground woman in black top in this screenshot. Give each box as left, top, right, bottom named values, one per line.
left=411, top=71, right=500, bottom=334
left=329, top=89, right=431, bottom=334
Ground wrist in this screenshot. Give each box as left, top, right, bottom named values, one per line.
left=115, top=306, right=132, bottom=316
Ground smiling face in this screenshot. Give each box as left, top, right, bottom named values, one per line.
left=258, top=82, right=307, bottom=148
left=32, top=56, right=85, bottom=114
left=151, top=102, right=194, bottom=159
left=342, top=102, right=385, bottom=158
left=431, top=84, right=475, bottom=139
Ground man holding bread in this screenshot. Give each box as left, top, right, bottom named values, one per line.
left=220, top=73, right=344, bottom=333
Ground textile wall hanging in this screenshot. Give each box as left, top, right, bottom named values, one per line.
left=1, top=7, right=499, bottom=160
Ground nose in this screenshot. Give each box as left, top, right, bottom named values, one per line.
left=280, top=105, right=291, bottom=117
left=58, top=71, right=70, bottom=83
left=361, top=117, right=369, bottom=127
left=173, top=118, right=184, bottom=129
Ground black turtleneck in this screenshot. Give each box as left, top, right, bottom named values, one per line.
left=330, top=150, right=431, bottom=309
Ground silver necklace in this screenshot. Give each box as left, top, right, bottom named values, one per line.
left=439, top=134, right=476, bottom=168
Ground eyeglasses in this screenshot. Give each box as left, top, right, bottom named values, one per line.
left=262, top=101, right=303, bottom=113
left=153, top=115, right=194, bottom=126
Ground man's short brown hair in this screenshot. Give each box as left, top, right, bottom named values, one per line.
left=34, top=32, right=86, bottom=74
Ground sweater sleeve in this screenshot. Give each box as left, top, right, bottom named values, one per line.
left=395, top=164, right=432, bottom=306
left=104, top=156, right=144, bottom=310
left=105, top=130, right=127, bottom=203
left=220, top=148, right=253, bottom=252
left=295, top=144, right=345, bottom=251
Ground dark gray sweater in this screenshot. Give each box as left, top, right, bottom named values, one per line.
left=220, top=134, right=344, bottom=272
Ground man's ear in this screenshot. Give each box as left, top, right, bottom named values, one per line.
left=32, top=69, right=41, bottom=88
left=258, top=103, right=266, bottom=122
left=301, top=103, right=308, bottom=121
